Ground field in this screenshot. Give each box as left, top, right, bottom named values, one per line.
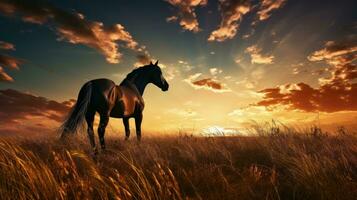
left=0, top=127, right=356, bottom=200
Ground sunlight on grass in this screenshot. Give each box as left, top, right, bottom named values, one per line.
left=0, top=126, right=356, bottom=199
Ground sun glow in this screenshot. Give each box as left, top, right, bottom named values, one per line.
left=202, top=125, right=247, bottom=136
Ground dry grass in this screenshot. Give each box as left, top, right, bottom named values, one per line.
left=0, top=127, right=356, bottom=200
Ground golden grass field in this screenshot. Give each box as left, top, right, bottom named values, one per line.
left=0, top=126, right=356, bottom=200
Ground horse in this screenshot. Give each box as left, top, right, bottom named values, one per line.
left=60, top=60, right=169, bottom=153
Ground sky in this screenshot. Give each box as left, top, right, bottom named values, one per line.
left=0, top=0, right=356, bottom=136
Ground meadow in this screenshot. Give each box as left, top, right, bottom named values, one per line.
left=0, top=126, right=356, bottom=200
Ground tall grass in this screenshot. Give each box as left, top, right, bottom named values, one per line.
left=0, top=127, right=356, bottom=200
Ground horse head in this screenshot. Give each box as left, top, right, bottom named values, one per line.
left=148, top=60, right=169, bottom=91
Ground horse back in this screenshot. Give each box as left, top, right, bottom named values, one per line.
left=87, top=79, right=116, bottom=113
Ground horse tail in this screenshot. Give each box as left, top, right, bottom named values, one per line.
left=60, top=81, right=92, bottom=139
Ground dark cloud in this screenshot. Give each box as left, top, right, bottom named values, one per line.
left=0, top=89, right=74, bottom=124
left=192, top=78, right=223, bottom=90
left=166, top=0, right=207, bottom=32
left=257, top=37, right=357, bottom=112
left=0, top=0, right=142, bottom=63
left=184, top=73, right=231, bottom=92
left=135, top=52, right=152, bottom=67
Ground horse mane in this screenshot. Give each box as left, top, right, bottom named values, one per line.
left=120, top=65, right=150, bottom=85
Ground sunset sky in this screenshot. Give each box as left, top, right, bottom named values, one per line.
left=0, top=0, right=356, bottom=135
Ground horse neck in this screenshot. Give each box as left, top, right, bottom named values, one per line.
left=128, top=73, right=149, bottom=96
left=134, top=79, right=149, bottom=95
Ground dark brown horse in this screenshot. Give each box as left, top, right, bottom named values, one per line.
left=60, top=61, right=169, bottom=153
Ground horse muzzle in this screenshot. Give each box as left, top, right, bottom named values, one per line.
left=161, top=82, right=169, bottom=91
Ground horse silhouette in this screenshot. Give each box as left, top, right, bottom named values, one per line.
left=60, top=60, right=169, bottom=153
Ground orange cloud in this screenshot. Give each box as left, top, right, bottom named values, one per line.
left=257, top=82, right=357, bottom=112
left=255, top=0, right=286, bottom=22
left=308, top=40, right=357, bottom=63
left=245, top=45, right=274, bottom=64
left=0, top=0, right=141, bottom=63
left=308, top=38, right=357, bottom=85
left=166, top=0, right=207, bottom=32
left=0, top=42, right=23, bottom=82
left=193, top=78, right=223, bottom=90
left=0, top=41, right=15, bottom=50
left=184, top=73, right=231, bottom=92
left=0, top=54, right=22, bottom=70
left=208, top=0, right=252, bottom=42
left=209, top=0, right=287, bottom=41
left=257, top=37, right=357, bottom=112
left=0, top=67, right=13, bottom=82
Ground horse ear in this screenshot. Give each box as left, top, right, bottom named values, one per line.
left=150, top=61, right=153, bottom=65
left=154, top=60, right=159, bottom=66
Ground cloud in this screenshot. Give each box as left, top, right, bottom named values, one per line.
left=235, top=67, right=264, bottom=89
left=0, top=0, right=141, bottom=64
left=255, top=0, right=286, bottom=22
left=256, top=37, right=357, bottom=112
left=0, top=67, right=13, bottom=82
left=0, top=42, right=23, bottom=82
left=166, top=0, right=207, bottom=32
left=192, top=78, right=223, bottom=90
left=208, top=0, right=252, bottom=42
left=308, top=40, right=357, bottom=63
left=308, top=37, right=357, bottom=86
left=178, top=60, right=194, bottom=71
left=0, top=54, right=22, bottom=70
left=245, top=45, right=274, bottom=64
left=208, top=0, right=287, bottom=41
left=134, top=51, right=152, bottom=67
left=135, top=58, right=179, bottom=80
left=184, top=73, right=231, bottom=92
left=209, top=67, right=223, bottom=76
left=257, top=82, right=357, bottom=112
left=0, top=41, right=15, bottom=50
left=178, top=60, right=188, bottom=64
left=164, top=65, right=180, bottom=80
left=136, top=54, right=151, bottom=65
left=0, top=89, right=74, bottom=123
left=166, top=15, right=178, bottom=22
left=0, top=89, right=75, bottom=134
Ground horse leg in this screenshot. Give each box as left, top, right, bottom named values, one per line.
left=98, top=113, right=109, bottom=150
left=123, top=117, right=130, bottom=140
left=85, top=110, right=97, bottom=154
left=135, top=112, right=143, bottom=141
